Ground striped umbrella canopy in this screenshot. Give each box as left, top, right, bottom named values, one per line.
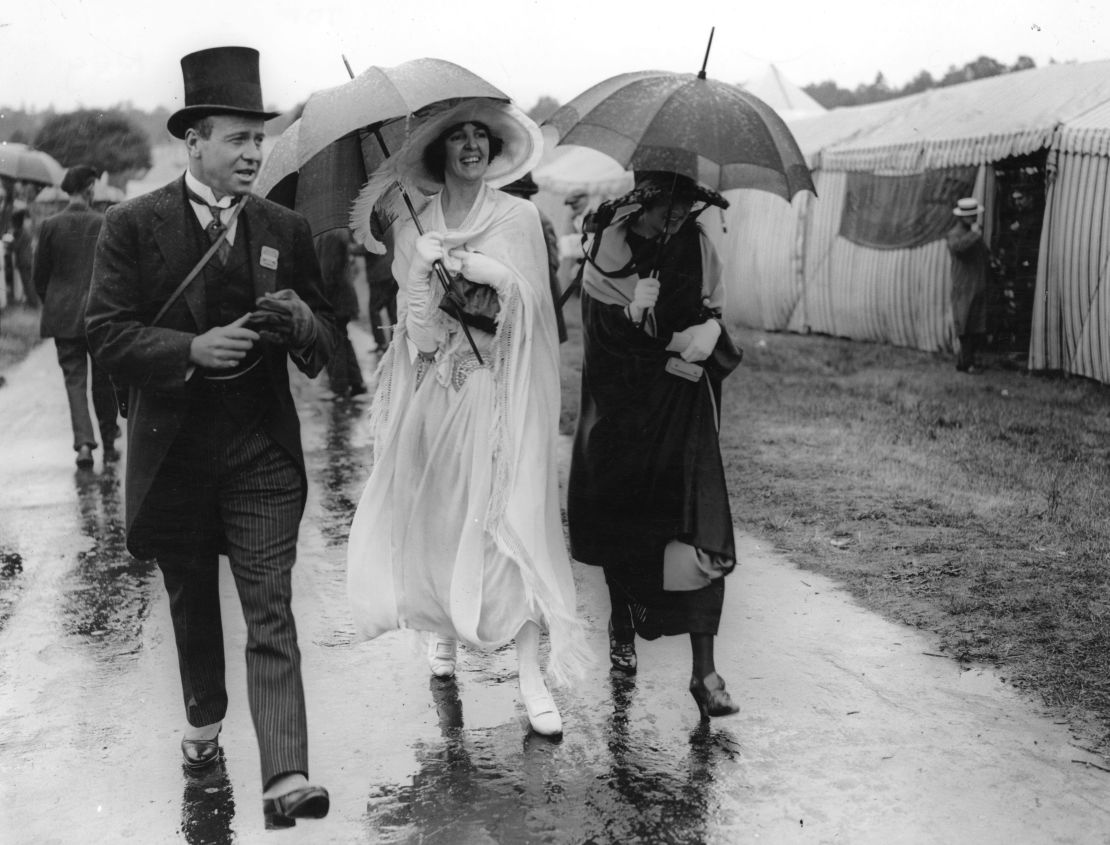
left=543, top=69, right=815, bottom=202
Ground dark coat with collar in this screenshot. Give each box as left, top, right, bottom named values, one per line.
left=86, top=176, right=336, bottom=558
left=34, top=198, right=103, bottom=339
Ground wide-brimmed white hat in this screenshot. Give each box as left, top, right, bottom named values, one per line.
left=952, top=197, right=983, bottom=217
left=350, top=98, right=543, bottom=251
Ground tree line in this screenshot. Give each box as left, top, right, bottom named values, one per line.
left=0, top=54, right=1059, bottom=183
left=0, top=103, right=295, bottom=188
left=802, top=54, right=1041, bottom=109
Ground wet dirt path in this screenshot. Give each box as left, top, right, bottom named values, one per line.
left=1, top=328, right=1108, bottom=844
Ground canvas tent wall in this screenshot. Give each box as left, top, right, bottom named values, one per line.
left=716, top=60, right=1110, bottom=362
left=705, top=98, right=909, bottom=327
left=1030, top=98, right=1110, bottom=382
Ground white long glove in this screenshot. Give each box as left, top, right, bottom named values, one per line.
left=406, top=232, right=445, bottom=353
left=680, top=319, right=721, bottom=362
left=626, top=276, right=660, bottom=323
left=447, top=248, right=513, bottom=292
left=666, top=329, right=693, bottom=354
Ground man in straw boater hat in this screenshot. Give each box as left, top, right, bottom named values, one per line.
left=86, top=46, right=335, bottom=827
left=946, top=196, right=992, bottom=373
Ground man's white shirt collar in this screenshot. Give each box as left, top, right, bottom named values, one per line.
left=184, top=170, right=239, bottom=243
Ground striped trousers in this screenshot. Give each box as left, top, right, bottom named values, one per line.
left=151, top=418, right=309, bottom=789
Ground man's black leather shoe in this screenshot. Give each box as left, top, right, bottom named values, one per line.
left=180, top=735, right=221, bottom=771
left=263, top=785, right=330, bottom=828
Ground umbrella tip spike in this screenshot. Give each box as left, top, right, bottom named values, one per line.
left=699, top=26, right=715, bottom=79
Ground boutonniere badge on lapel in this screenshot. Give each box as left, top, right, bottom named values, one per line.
left=260, top=246, right=279, bottom=270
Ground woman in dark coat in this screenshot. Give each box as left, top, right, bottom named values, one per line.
left=567, top=171, right=741, bottom=718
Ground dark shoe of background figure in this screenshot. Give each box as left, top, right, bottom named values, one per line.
left=689, top=673, right=740, bottom=720
left=181, top=735, right=221, bottom=771
left=75, top=444, right=94, bottom=468
left=608, top=619, right=637, bottom=674
left=103, top=443, right=120, bottom=463
left=263, top=784, right=330, bottom=829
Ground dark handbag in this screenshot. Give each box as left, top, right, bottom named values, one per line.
left=112, top=199, right=246, bottom=419
left=438, top=275, right=500, bottom=335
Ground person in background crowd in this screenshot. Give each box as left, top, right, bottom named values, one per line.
left=1, top=177, right=14, bottom=305
left=33, top=164, right=119, bottom=468
left=10, top=208, right=38, bottom=306
left=557, top=189, right=593, bottom=288
left=947, top=197, right=992, bottom=374
left=85, top=46, right=335, bottom=828
left=501, top=172, right=566, bottom=342
left=315, top=227, right=367, bottom=398
left=362, top=224, right=399, bottom=353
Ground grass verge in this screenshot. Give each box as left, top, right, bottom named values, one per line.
left=559, top=303, right=1110, bottom=755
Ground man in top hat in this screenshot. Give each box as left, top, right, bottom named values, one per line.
left=86, top=46, right=335, bottom=826
left=34, top=164, right=120, bottom=468
left=946, top=197, right=992, bottom=373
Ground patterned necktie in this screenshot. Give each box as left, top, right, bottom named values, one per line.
left=187, top=188, right=234, bottom=263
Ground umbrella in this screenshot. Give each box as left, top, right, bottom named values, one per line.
left=254, top=56, right=509, bottom=229
left=542, top=41, right=815, bottom=201
left=0, top=143, right=65, bottom=187
left=255, top=56, right=510, bottom=363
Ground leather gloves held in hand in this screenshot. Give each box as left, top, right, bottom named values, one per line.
left=249, top=289, right=316, bottom=349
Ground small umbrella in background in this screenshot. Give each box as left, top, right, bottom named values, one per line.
left=532, top=143, right=634, bottom=198
left=0, top=143, right=65, bottom=187
left=542, top=29, right=815, bottom=201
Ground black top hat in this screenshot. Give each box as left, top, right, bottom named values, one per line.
left=167, top=46, right=280, bottom=139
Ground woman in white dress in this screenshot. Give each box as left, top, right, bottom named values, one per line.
left=346, top=99, right=589, bottom=736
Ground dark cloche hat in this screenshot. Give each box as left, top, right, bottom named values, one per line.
left=167, top=46, right=280, bottom=139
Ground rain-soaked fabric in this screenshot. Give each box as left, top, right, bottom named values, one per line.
left=568, top=215, right=736, bottom=638
left=839, top=167, right=976, bottom=250
left=347, top=185, right=590, bottom=686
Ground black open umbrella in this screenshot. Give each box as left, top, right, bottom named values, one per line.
left=542, top=32, right=814, bottom=201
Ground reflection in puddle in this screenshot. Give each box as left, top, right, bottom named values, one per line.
left=316, top=399, right=370, bottom=548
left=180, top=759, right=236, bottom=845
left=0, top=549, right=24, bottom=631
left=362, top=674, right=741, bottom=843
left=65, top=468, right=156, bottom=656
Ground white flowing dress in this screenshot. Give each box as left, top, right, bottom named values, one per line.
left=347, top=185, right=589, bottom=685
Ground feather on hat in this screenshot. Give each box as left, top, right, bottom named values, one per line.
left=350, top=98, right=543, bottom=252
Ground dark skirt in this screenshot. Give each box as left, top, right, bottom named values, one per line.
left=607, top=568, right=724, bottom=640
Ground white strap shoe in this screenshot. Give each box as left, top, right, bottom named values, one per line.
left=427, top=634, right=457, bottom=678
left=519, top=679, right=562, bottom=736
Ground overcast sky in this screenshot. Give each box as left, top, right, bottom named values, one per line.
left=2, top=0, right=1107, bottom=114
